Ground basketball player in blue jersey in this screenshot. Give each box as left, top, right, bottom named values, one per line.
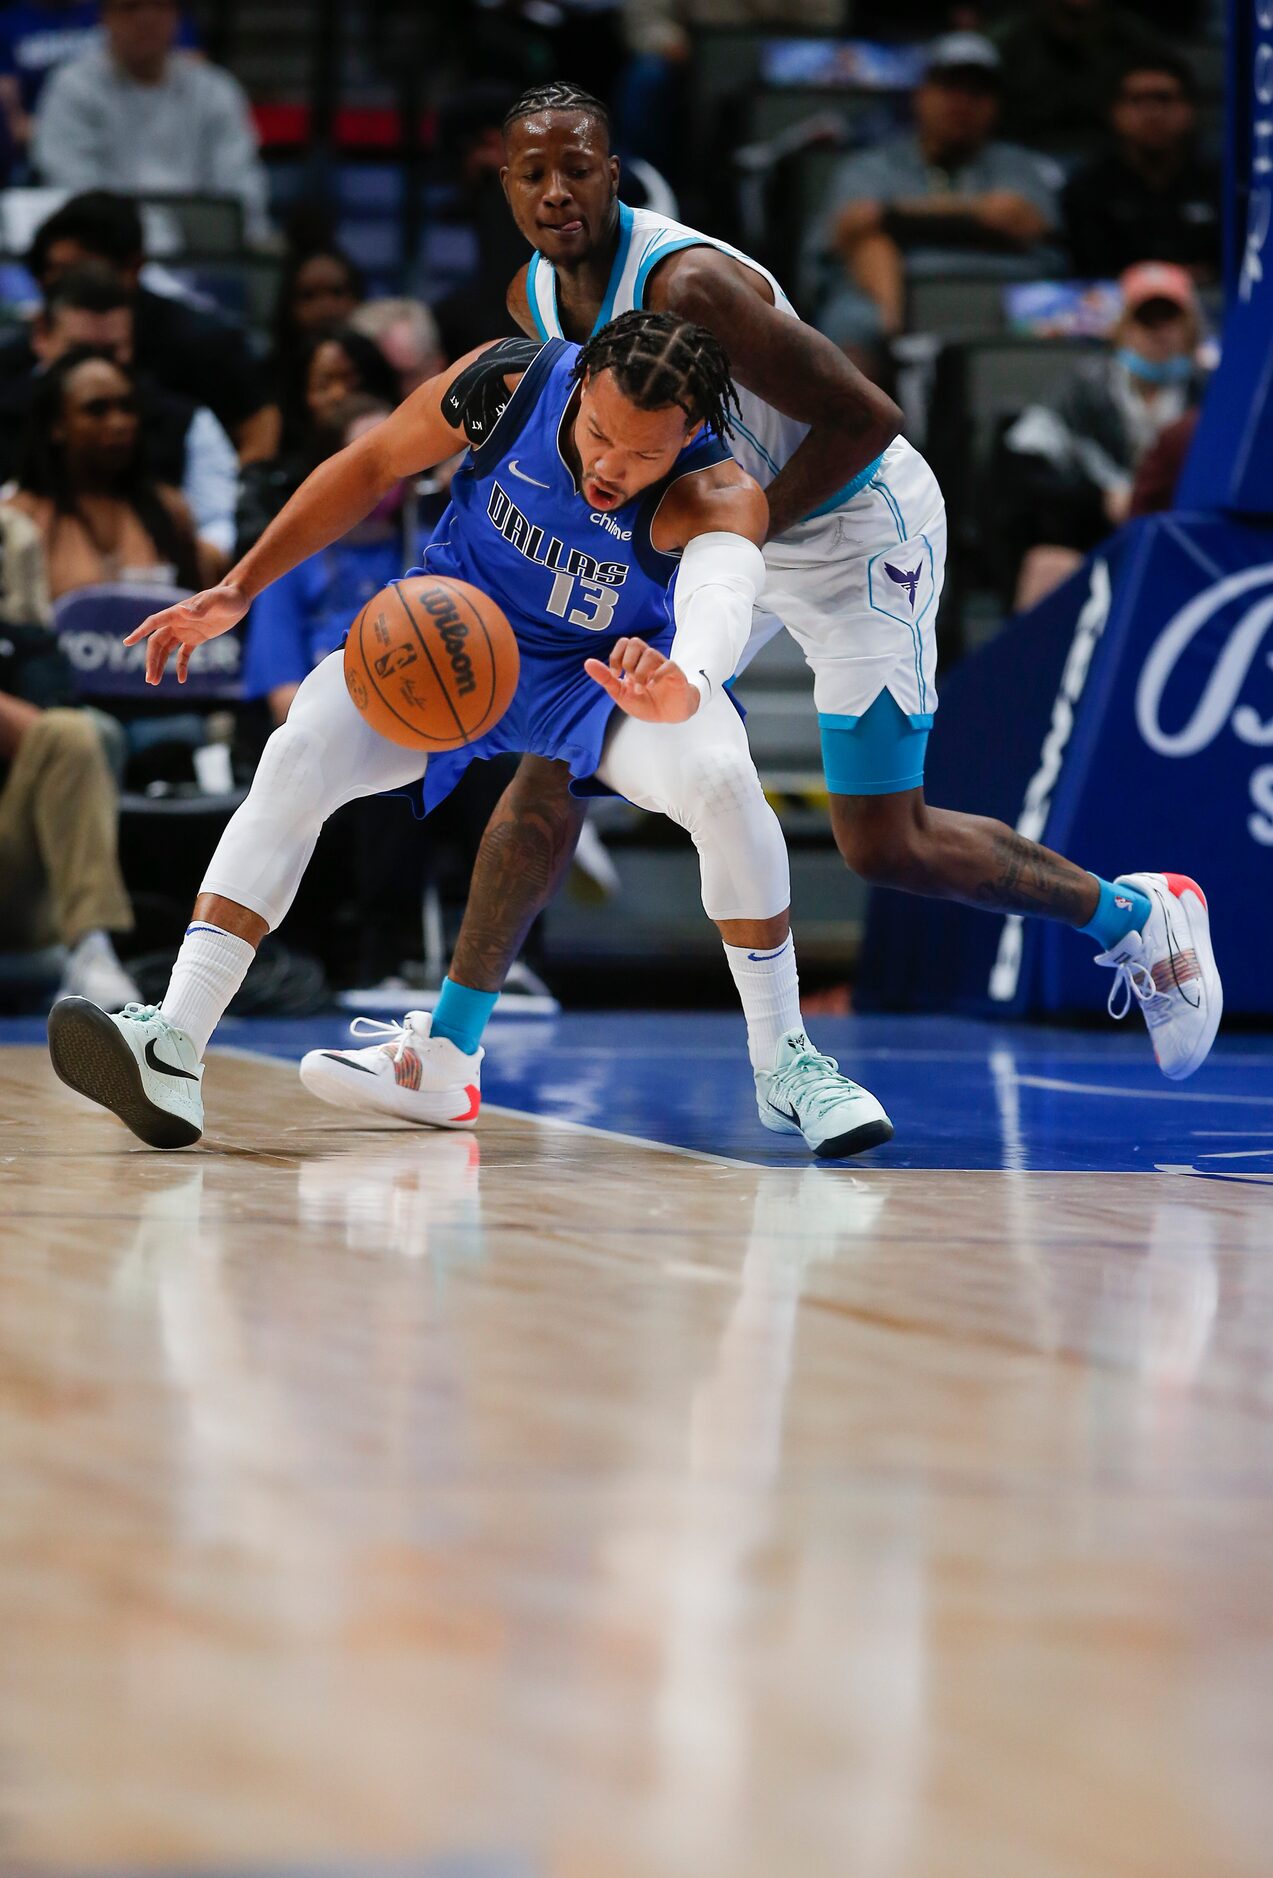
left=47, top=312, right=896, bottom=1158
left=304, top=76, right=1216, bottom=1113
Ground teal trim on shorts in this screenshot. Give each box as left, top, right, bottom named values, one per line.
left=818, top=691, right=933, bottom=797
left=805, top=451, right=887, bottom=520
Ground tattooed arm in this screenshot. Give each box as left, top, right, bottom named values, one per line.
left=448, top=756, right=587, bottom=991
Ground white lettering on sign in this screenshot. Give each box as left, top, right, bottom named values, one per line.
left=1135, top=562, right=1273, bottom=756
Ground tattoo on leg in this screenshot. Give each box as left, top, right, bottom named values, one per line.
left=971, top=831, right=1093, bottom=922
left=449, top=774, right=584, bottom=990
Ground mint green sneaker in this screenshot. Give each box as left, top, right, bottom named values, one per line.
left=756, top=1028, right=894, bottom=1160
left=48, top=999, right=204, bottom=1149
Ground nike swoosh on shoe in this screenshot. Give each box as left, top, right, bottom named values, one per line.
left=319, top=1054, right=377, bottom=1075
left=144, top=1038, right=198, bottom=1082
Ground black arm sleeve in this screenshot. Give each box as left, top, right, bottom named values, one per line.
left=441, top=337, right=543, bottom=446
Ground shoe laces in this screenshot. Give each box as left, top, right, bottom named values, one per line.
left=1102, top=959, right=1173, bottom=1029
left=120, top=1003, right=162, bottom=1023
left=767, top=1043, right=861, bottom=1120
left=349, top=1013, right=426, bottom=1061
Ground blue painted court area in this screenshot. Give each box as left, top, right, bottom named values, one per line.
left=7, top=1010, right=1269, bottom=1175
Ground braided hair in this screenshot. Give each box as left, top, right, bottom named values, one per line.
left=503, top=82, right=610, bottom=140
left=572, top=310, right=739, bottom=440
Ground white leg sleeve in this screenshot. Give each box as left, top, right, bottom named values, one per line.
left=200, top=649, right=428, bottom=930
left=595, top=696, right=790, bottom=923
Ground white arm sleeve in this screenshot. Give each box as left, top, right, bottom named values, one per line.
left=669, top=531, right=767, bottom=706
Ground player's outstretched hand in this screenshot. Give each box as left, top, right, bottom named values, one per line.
left=584, top=637, right=701, bottom=723
left=123, top=583, right=250, bottom=686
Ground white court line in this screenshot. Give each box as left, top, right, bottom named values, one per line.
left=1014, top=1073, right=1273, bottom=1108
left=216, top=1044, right=762, bottom=1170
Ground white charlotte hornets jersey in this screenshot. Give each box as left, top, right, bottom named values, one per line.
left=526, top=203, right=818, bottom=503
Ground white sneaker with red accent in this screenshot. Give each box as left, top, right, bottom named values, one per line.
left=298, top=1010, right=482, bottom=1127
left=1094, top=872, right=1222, bottom=1081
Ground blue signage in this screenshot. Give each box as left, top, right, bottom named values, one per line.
left=860, top=515, right=1273, bottom=1017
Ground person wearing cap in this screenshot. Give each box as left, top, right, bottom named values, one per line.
left=1062, top=52, right=1221, bottom=283
left=810, top=33, right=1062, bottom=363
left=1001, top=260, right=1205, bottom=610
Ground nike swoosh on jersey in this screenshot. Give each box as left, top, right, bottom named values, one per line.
left=508, top=459, right=551, bottom=488
left=144, top=1038, right=198, bottom=1082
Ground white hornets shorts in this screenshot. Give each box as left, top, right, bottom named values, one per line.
left=738, top=436, right=947, bottom=791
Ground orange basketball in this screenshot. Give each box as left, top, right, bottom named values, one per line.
left=343, top=575, right=520, bottom=751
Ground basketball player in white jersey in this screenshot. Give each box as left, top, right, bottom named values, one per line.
left=273, top=80, right=1218, bottom=1128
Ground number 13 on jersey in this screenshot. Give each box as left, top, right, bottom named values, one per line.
left=546, top=570, right=620, bottom=631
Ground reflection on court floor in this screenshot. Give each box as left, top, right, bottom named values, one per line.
left=3, top=1016, right=1270, bottom=1878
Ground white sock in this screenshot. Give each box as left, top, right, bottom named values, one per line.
left=160, top=922, right=257, bottom=1057
left=722, top=933, right=801, bottom=1071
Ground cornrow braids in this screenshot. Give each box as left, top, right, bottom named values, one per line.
left=503, top=82, right=610, bottom=139
left=572, top=309, right=740, bottom=441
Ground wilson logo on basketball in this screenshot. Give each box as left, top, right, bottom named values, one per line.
left=419, top=587, right=477, bottom=699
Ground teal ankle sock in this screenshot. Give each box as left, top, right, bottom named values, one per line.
left=432, top=977, right=498, bottom=1056
left=1079, top=875, right=1152, bottom=951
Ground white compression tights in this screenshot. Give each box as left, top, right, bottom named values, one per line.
left=200, top=648, right=790, bottom=930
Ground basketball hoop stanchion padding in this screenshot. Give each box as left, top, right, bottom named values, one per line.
left=1177, top=0, right=1273, bottom=516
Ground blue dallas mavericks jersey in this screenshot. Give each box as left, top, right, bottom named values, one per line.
left=415, top=336, right=731, bottom=809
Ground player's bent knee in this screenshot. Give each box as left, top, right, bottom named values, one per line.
left=249, top=722, right=335, bottom=830
left=831, top=799, right=928, bottom=887
left=687, top=767, right=790, bottom=919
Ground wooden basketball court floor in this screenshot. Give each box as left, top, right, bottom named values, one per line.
left=2, top=1009, right=1271, bottom=1878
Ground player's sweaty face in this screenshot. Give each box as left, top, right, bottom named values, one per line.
left=501, top=113, right=619, bottom=263
left=572, top=370, right=696, bottom=511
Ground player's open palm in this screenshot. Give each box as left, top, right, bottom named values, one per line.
left=584, top=637, right=700, bottom=722
left=123, top=583, right=250, bottom=686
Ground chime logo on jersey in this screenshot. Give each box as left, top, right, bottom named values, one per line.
left=488, top=481, right=630, bottom=588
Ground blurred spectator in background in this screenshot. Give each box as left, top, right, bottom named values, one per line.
left=0, top=682, right=139, bottom=1004
left=243, top=396, right=411, bottom=726
left=279, top=326, right=402, bottom=457
left=32, top=0, right=271, bottom=241
left=0, top=504, right=138, bottom=1004
left=1001, top=262, right=1204, bottom=609
left=0, top=0, right=199, bottom=159
left=270, top=245, right=366, bottom=376
left=1063, top=54, right=1220, bottom=282
left=8, top=193, right=280, bottom=465
left=237, top=326, right=402, bottom=557
left=811, top=34, right=1060, bottom=365
left=0, top=264, right=237, bottom=566
left=4, top=346, right=208, bottom=598
left=350, top=299, right=446, bottom=399
left=427, top=84, right=529, bottom=361
left=991, top=0, right=1172, bottom=157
